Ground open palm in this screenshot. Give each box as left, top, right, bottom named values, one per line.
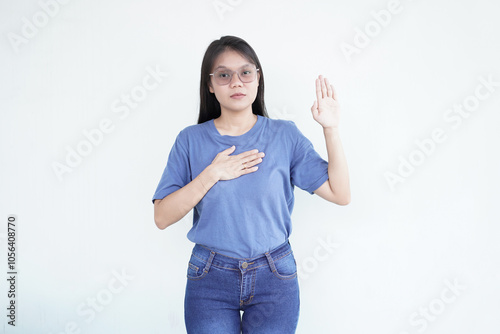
left=311, top=75, right=341, bottom=129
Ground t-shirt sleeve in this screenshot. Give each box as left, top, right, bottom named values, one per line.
left=151, top=131, right=191, bottom=204
left=289, top=121, right=329, bottom=194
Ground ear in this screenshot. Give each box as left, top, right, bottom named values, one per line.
left=209, top=82, right=214, bottom=94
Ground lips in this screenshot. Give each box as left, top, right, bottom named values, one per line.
left=230, top=93, right=246, bottom=97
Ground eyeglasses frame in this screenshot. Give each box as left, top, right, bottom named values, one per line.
left=209, top=66, right=260, bottom=86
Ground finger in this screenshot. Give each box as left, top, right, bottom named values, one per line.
left=240, top=166, right=259, bottom=175
left=241, top=152, right=265, bottom=166
left=243, top=156, right=264, bottom=168
left=325, top=77, right=333, bottom=98
left=237, top=149, right=261, bottom=160
left=235, top=148, right=259, bottom=158
left=320, top=75, right=327, bottom=99
left=220, top=145, right=236, bottom=155
left=331, top=84, right=337, bottom=101
left=315, top=78, right=322, bottom=101
left=212, top=145, right=234, bottom=163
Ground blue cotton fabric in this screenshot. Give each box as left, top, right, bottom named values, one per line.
left=152, top=115, right=329, bottom=258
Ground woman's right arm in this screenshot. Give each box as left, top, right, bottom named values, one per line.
left=153, top=145, right=265, bottom=229
left=153, top=164, right=218, bottom=229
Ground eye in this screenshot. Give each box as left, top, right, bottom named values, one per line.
left=241, top=69, right=253, bottom=76
left=217, top=72, right=230, bottom=78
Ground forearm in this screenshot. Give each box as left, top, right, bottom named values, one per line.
left=323, top=127, right=350, bottom=204
left=154, top=165, right=218, bottom=229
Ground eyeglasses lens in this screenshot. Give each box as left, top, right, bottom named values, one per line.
left=213, top=66, right=257, bottom=85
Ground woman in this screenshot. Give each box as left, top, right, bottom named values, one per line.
left=152, top=35, right=350, bottom=333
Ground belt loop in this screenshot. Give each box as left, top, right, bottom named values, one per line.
left=265, top=252, right=277, bottom=273
left=203, top=251, right=216, bottom=273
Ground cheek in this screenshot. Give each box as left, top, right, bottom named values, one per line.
left=214, top=90, right=224, bottom=103
left=212, top=87, right=224, bottom=101
left=250, top=84, right=259, bottom=100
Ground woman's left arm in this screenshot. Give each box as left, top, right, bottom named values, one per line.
left=310, top=75, right=351, bottom=205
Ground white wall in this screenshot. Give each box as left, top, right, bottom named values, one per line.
left=1, top=0, right=499, bottom=333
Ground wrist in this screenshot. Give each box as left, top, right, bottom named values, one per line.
left=203, top=164, right=220, bottom=184
left=323, top=126, right=340, bottom=134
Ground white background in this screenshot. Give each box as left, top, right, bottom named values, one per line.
left=1, top=0, right=500, bottom=333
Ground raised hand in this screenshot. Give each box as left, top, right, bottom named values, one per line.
left=210, top=146, right=265, bottom=181
left=311, top=75, right=341, bottom=129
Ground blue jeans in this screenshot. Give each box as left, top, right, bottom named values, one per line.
left=184, top=240, right=300, bottom=334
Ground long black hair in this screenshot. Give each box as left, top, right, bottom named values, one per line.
left=197, top=36, right=269, bottom=124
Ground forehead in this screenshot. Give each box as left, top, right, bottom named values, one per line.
left=212, top=49, right=253, bottom=70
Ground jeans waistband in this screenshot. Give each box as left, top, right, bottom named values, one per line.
left=192, top=240, right=292, bottom=272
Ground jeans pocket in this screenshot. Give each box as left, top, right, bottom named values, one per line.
left=272, top=251, right=298, bottom=280
left=186, top=254, right=209, bottom=281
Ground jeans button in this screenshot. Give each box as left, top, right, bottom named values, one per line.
left=241, top=262, right=248, bottom=269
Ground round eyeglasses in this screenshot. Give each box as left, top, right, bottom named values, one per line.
left=209, top=65, right=259, bottom=86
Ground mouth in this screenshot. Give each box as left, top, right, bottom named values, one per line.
left=230, top=93, right=246, bottom=98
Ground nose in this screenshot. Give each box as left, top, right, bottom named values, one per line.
left=229, top=72, right=243, bottom=87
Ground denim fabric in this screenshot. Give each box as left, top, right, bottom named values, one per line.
left=184, top=240, right=300, bottom=333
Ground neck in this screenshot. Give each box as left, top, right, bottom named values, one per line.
left=214, top=110, right=258, bottom=136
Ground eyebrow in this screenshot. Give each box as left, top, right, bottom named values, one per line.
left=213, top=64, right=254, bottom=71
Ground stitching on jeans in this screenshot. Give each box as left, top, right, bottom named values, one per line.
left=192, top=253, right=206, bottom=262
left=187, top=265, right=208, bottom=281
left=211, top=264, right=239, bottom=271
left=198, top=243, right=291, bottom=260
left=271, top=252, right=297, bottom=280
left=188, top=262, right=199, bottom=272
left=241, top=270, right=256, bottom=305
left=191, top=249, right=293, bottom=271
left=272, top=271, right=297, bottom=280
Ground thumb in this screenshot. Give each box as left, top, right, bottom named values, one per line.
left=222, top=145, right=236, bottom=155
left=311, top=100, right=318, bottom=119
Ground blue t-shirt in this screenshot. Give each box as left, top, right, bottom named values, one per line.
left=152, top=115, right=329, bottom=258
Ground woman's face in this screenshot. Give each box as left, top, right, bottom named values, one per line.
left=209, top=49, right=260, bottom=116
